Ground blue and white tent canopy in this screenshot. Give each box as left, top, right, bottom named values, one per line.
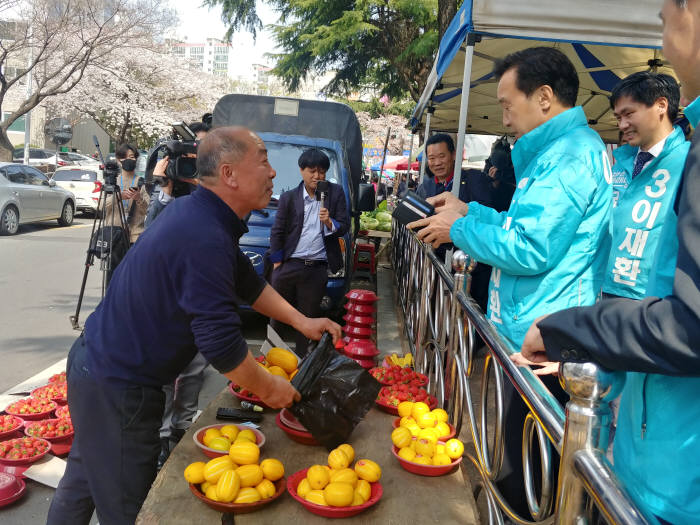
left=410, top=0, right=675, bottom=142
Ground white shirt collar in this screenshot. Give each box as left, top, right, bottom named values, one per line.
left=637, top=131, right=671, bottom=160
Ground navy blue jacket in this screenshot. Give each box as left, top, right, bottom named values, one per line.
left=269, top=182, right=349, bottom=273
left=416, top=168, right=494, bottom=207
left=83, top=186, right=266, bottom=386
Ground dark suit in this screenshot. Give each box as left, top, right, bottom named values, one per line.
left=269, top=182, right=349, bottom=273
left=269, top=181, right=349, bottom=356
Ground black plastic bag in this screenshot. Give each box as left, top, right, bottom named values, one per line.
left=291, top=333, right=382, bottom=450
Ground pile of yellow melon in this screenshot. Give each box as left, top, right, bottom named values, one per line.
left=295, top=444, right=381, bottom=507
left=259, top=347, right=299, bottom=381
left=184, top=437, right=284, bottom=504
left=391, top=402, right=464, bottom=467
left=201, top=424, right=258, bottom=453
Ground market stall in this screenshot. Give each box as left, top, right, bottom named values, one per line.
left=410, top=0, right=673, bottom=193
left=137, top=386, right=477, bottom=524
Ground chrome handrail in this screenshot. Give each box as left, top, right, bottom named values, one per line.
left=390, top=221, right=653, bottom=525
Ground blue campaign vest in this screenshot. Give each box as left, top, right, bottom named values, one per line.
left=610, top=124, right=698, bottom=524
left=603, top=126, right=689, bottom=299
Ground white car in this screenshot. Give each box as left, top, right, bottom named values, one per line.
left=58, top=151, right=102, bottom=167
left=51, top=166, right=104, bottom=215
left=12, top=148, right=73, bottom=169
left=0, top=162, right=75, bottom=235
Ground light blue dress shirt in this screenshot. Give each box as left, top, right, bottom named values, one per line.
left=290, top=191, right=337, bottom=260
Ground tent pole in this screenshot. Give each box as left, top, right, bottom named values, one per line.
left=419, top=107, right=433, bottom=184
left=407, top=132, right=415, bottom=189
left=452, top=33, right=477, bottom=198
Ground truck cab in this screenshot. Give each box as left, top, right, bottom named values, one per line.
left=212, top=95, right=371, bottom=314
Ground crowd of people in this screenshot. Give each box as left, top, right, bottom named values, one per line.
left=43, top=0, right=700, bottom=523
left=409, top=1, right=699, bottom=523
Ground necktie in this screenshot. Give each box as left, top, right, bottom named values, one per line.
left=632, top=151, right=654, bottom=178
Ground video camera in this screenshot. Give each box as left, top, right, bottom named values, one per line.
left=145, top=122, right=199, bottom=190
left=102, top=159, right=121, bottom=187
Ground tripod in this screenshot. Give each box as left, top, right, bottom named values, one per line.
left=69, top=173, right=131, bottom=331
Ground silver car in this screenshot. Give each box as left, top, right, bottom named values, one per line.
left=0, top=162, right=76, bottom=235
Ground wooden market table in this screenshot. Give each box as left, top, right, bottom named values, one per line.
left=137, top=386, right=478, bottom=524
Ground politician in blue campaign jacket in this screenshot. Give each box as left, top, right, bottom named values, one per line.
left=269, top=148, right=349, bottom=356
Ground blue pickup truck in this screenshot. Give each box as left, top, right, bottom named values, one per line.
left=212, top=94, right=373, bottom=314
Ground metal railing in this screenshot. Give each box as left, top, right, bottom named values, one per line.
left=390, top=222, right=653, bottom=525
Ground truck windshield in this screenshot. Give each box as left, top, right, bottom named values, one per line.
left=266, top=142, right=339, bottom=198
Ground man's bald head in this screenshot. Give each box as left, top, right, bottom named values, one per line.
left=197, top=126, right=255, bottom=181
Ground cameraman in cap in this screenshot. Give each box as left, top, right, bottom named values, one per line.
left=144, top=121, right=210, bottom=227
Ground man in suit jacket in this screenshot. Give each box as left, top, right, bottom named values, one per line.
left=519, top=2, right=700, bottom=522
left=269, top=148, right=350, bottom=356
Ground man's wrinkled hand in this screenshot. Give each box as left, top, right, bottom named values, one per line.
left=257, top=374, right=301, bottom=409
left=407, top=210, right=462, bottom=248
left=510, top=352, right=560, bottom=376
left=298, top=317, right=341, bottom=344
left=520, top=315, right=549, bottom=363
left=426, top=192, right=468, bottom=215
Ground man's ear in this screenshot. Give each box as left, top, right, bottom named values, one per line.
left=221, top=163, right=238, bottom=189
left=538, top=85, right=555, bottom=112
left=655, top=96, right=669, bottom=119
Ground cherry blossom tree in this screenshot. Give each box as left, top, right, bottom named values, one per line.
left=0, top=0, right=175, bottom=159
left=47, top=45, right=231, bottom=146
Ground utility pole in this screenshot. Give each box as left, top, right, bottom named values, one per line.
left=23, top=27, right=32, bottom=165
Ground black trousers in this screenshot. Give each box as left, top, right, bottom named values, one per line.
left=47, top=336, right=165, bottom=525
left=495, top=374, right=569, bottom=518
left=270, top=259, right=328, bottom=357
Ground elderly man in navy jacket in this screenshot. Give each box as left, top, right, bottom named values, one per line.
left=269, top=148, right=350, bottom=356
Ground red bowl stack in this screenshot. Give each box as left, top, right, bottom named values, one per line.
left=342, top=289, right=379, bottom=368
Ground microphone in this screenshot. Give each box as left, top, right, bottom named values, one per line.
left=317, top=180, right=330, bottom=209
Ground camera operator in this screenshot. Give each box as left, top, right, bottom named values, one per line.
left=47, top=127, right=341, bottom=525
left=103, top=144, right=151, bottom=243
left=144, top=122, right=210, bottom=228
left=142, top=121, right=212, bottom=469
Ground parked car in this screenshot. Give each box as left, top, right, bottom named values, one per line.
left=12, top=148, right=73, bottom=169
left=51, top=166, right=104, bottom=215
left=0, top=162, right=76, bottom=235
left=57, top=151, right=101, bottom=167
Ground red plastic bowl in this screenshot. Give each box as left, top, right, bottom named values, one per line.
left=342, top=313, right=376, bottom=327
left=24, top=418, right=74, bottom=442
left=375, top=395, right=437, bottom=416
left=189, top=477, right=286, bottom=513
left=391, top=445, right=462, bottom=476
left=391, top=418, right=456, bottom=441
left=275, top=413, right=319, bottom=446
left=54, top=405, right=70, bottom=420
left=5, top=399, right=57, bottom=421
left=345, top=289, right=379, bottom=304
left=342, top=324, right=374, bottom=338
left=0, top=437, right=51, bottom=465
left=193, top=424, right=265, bottom=458
left=31, top=384, right=68, bottom=405
left=0, top=472, right=26, bottom=508
left=287, top=467, right=383, bottom=517
left=227, top=383, right=271, bottom=409
left=345, top=302, right=376, bottom=315
left=344, top=341, right=379, bottom=358
left=349, top=357, right=376, bottom=369
left=342, top=336, right=370, bottom=346
left=279, top=409, right=307, bottom=433
left=0, top=416, right=23, bottom=440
